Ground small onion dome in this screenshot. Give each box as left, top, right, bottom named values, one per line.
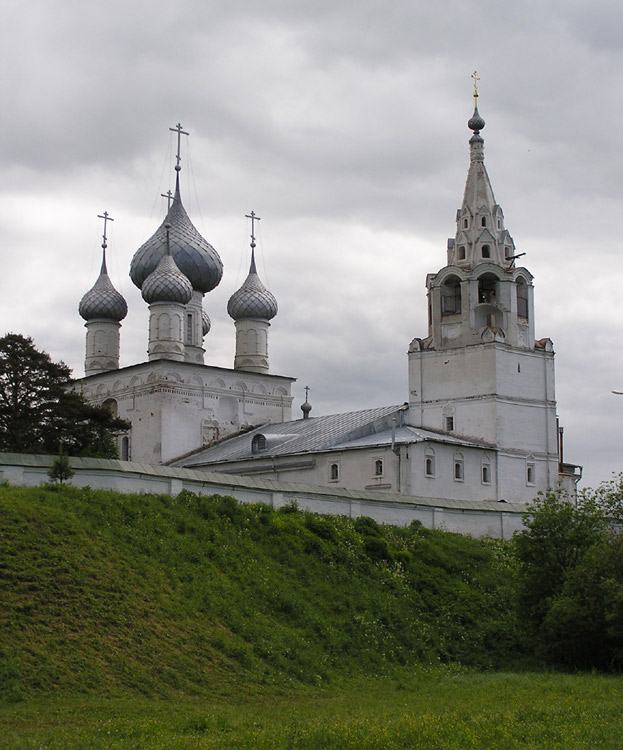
left=227, top=255, right=278, bottom=321
left=79, top=255, right=128, bottom=322
left=130, top=190, right=223, bottom=294
left=202, top=309, right=211, bottom=337
left=141, top=253, right=193, bottom=305
left=301, top=399, right=312, bottom=418
left=468, top=106, right=485, bottom=134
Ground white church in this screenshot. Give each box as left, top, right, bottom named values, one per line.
left=75, top=95, right=581, bottom=505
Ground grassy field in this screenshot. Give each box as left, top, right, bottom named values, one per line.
left=2, top=484, right=622, bottom=747
left=2, top=669, right=622, bottom=749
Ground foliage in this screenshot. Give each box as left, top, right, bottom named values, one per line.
left=0, top=333, right=129, bottom=457
left=47, top=445, right=75, bottom=484
left=584, top=472, right=623, bottom=524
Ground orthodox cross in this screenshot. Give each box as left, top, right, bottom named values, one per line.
left=161, top=189, right=174, bottom=209
left=245, top=211, right=261, bottom=247
left=169, top=122, right=189, bottom=171
left=304, top=385, right=310, bottom=402
left=472, top=71, right=480, bottom=103
left=97, top=211, right=114, bottom=250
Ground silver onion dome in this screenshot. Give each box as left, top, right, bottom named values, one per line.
left=202, top=309, right=211, bottom=336
left=141, top=252, right=193, bottom=305
left=130, top=189, right=223, bottom=294
left=79, top=254, right=128, bottom=322
left=227, top=254, right=278, bottom=321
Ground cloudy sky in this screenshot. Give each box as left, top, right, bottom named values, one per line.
left=1, top=0, right=622, bottom=489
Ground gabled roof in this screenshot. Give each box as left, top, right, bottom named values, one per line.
left=176, top=405, right=495, bottom=469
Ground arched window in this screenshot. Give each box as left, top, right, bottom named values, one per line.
left=481, top=217, right=487, bottom=227
left=517, top=278, right=529, bottom=320
left=252, top=434, right=267, bottom=453
left=454, top=452, right=464, bottom=481
left=458, top=245, right=466, bottom=260
left=102, top=398, right=118, bottom=417
left=330, top=463, right=339, bottom=481
left=441, top=275, right=462, bottom=316
left=425, top=448, right=435, bottom=477
left=374, top=459, right=384, bottom=477
left=526, top=460, right=535, bottom=485
left=481, top=456, right=491, bottom=485
left=481, top=244, right=490, bottom=259
left=121, top=437, right=130, bottom=461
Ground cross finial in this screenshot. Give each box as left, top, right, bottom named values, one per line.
left=245, top=211, right=261, bottom=249
left=304, top=385, right=310, bottom=401
left=161, top=189, right=174, bottom=209
left=472, top=71, right=480, bottom=103
left=169, top=122, right=189, bottom=172
left=97, top=211, right=114, bottom=250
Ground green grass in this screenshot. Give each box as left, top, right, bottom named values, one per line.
left=1, top=670, right=622, bottom=748
left=3, top=483, right=620, bottom=747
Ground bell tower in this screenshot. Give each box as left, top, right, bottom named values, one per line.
left=407, top=76, right=560, bottom=497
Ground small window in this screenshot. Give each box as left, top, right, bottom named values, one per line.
left=505, top=246, right=511, bottom=259
left=482, top=464, right=490, bottom=484
left=481, top=245, right=490, bottom=258
left=463, top=219, right=468, bottom=228
left=454, top=461, right=464, bottom=481
left=186, top=313, right=193, bottom=345
left=446, top=416, right=454, bottom=432
left=329, top=463, right=339, bottom=481
left=121, top=436, right=130, bottom=461
left=425, top=457, right=435, bottom=477
left=497, top=220, right=501, bottom=229
left=481, top=217, right=487, bottom=227
left=458, top=245, right=466, bottom=260
left=252, top=434, right=267, bottom=453
left=527, top=463, right=535, bottom=485
left=374, top=459, right=384, bottom=477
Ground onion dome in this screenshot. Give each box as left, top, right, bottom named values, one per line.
left=141, top=225, right=193, bottom=305
left=468, top=107, right=485, bottom=134
left=227, top=252, right=278, bottom=321
left=130, top=180, right=223, bottom=294
left=79, top=252, right=128, bottom=322
left=202, top=309, right=211, bottom=336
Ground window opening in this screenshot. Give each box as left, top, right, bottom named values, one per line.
left=481, top=217, right=487, bottom=227
left=446, top=416, right=454, bottom=432
left=186, top=313, right=193, bottom=345
left=481, top=244, right=490, bottom=258
left=374, top=459, right=384, bottom=476
left=330, top=463, right=339, bottom=481
left=482, top=464, right=490, bottom=484
left=441, top=276, right=462, bottom=316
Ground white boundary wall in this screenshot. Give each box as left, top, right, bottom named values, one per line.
left=0, top=453, right=526, bottom=539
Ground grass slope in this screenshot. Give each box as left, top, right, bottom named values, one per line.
left=1, top=484, right=523, bottom=703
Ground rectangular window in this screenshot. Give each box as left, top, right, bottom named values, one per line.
left=446, top=416, right=454, bottom=432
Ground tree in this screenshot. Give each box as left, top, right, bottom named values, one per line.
left=513, top=489, right=607, bottom=628
left=47, top=444, right=75, bottom=484
left=0, top=333, right=129, bottom=458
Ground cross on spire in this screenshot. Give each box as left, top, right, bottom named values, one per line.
left=472, top=71, right=480, bottom=103
left=161, top=189, right=174, bottom=209
left=169, top=122, right=189, bottom=172
left=304, top=385, right=310, bottom=402
left=97, top=211, right=114, bottom=250
left=245, top=211, right=261, bottom=248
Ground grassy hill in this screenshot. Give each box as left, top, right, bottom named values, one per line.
left=0, top=483, right=525, bottom=703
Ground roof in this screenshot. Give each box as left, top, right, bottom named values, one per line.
left=176, top=405, right=495, bottom=468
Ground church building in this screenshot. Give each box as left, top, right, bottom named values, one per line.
left=170, top=91, right=581, bottom=503
left=75, top=91, right=580, bottom=503
left=75, top=126, right=294, bottom=464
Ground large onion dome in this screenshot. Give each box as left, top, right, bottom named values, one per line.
left=227, top=253, right=278, bottom=321
left=130, top=184, right=223, bottom=294
left=79, top=253, right=128, bottom=322
left=141, top=227, right=193, bottom=305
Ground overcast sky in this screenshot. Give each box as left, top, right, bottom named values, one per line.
left=1, top=0, right=622, bottom=490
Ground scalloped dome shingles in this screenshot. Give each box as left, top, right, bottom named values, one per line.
left=79, top=262, right=128, bottom=322
left=141, top=254, right=193, bottom=305
left=130, top=197, right=223, bottom=294
left=227, top=266, right=278, bottom=321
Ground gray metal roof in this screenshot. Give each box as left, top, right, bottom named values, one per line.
left=177, top=405, right=494, bottom=469
left=79, top=254, right=128, bottom=322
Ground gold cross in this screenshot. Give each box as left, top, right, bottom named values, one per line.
left=472, top=71, right=480, bottom=102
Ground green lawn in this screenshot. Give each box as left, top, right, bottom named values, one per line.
left=2, top=669, right=622, bottom=749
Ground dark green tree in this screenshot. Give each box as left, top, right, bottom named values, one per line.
left=0, top=333, right=129, bottom=458
left=47, top=444, right=75, bottom=484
